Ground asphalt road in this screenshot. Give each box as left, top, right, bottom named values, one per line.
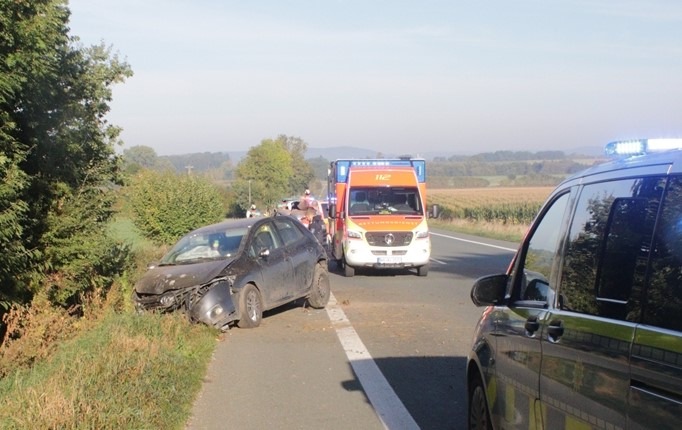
left=186, top=229, right=517, bottom=430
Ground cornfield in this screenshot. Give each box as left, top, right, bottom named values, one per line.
left=429, top=187, right=553, bottom=225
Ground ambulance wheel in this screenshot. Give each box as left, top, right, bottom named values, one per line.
left=343, top=258, right=355, bottom=277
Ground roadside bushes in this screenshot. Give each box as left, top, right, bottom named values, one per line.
left=127, top=170, right=227, bottom=244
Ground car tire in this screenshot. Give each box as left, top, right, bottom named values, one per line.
left=344, top=259, right=355, bottom=277
left=417, top=264, right=429, bottom=277
left=237, top=284, right=263, bottom=329
left=307, top=262, right=331, bottom=309
left=468, top=372, right=492, bottom=430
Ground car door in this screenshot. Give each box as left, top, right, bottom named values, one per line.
left=539, top=176, right=664, bottom=429
left=629, top=175, right=682, bottom=430
left=273, top=217, right=316, bottom=297
left=248, top=222, right=293, bottom=305
left=489, top=191, right=572, bottom=430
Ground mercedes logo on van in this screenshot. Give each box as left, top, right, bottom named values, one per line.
left=384, top=234, right=395, bottom=245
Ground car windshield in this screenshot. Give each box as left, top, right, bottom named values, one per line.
left=348, top=187, right=423, bottom=216
left=160, top=226, right=249, bottom=264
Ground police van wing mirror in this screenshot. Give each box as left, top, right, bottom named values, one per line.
left=471, top=274, right=508, bottom=306
left=429, top=204, right=439, bottom=219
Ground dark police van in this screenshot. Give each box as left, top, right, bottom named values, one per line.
left=467, top=138, right=682, bottom=430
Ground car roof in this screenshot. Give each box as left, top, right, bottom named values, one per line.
left=190, top=217, right=264, bottom=235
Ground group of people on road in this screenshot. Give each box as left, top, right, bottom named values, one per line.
left=247, top=187, right=329, bottom=250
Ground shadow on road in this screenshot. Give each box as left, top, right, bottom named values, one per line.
left=341, top=355, right=468, bottom=430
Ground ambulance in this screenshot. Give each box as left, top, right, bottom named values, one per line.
left=327, top=158, right=431, bottom=277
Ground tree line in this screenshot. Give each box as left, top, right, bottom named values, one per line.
left=126, top=146, right=601, bottom=189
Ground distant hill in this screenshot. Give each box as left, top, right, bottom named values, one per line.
left=228, top=146, right=400, bottom=162
left=228, top=146, right=604, bottom=162
left=305, top=146, right=385, bottom=160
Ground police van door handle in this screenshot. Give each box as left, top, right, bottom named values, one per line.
left=547, top=320, right=564, bottom=342
left=524, top=316, right=539, bottom=335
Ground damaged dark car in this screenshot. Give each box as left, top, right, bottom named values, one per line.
left=133, top=215, right=331, bottom=330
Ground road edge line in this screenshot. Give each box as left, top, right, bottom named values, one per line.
left=326, top=292, right=420, bottom=430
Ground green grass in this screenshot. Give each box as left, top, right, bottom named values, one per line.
left=0, top=311, right=218, bottom=429
left=108, top=216, right=151, bottom=251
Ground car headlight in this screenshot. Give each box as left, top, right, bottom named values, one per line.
left=415, top=230, right=429, bottom=239
left=347, top=230, right=362, bottom=239
left=208, top=304, right=224, bottom=320
left=160, top=294, right=176, bottom=307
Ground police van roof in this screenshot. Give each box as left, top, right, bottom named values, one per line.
left=559, top=138, right=682, bottom=188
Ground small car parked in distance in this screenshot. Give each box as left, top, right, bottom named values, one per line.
left=133, top=215, right=330, bottom=330
left=467, top=138, right=682, bottom=430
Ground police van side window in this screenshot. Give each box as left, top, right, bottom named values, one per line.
left=559, top=177, right=664, bottom=320
left=515, top=192, right=571, bottom=303
left=645, top=176, right=682, bottom=331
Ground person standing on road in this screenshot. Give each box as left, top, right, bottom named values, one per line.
left=246, top=204, right=258, bottom=218
left=305, top=207, right=327, bottom=251
left=299, top=188, right=313, bottom=211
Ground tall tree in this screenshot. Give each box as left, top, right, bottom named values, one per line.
left=234, top=138, right=294, bottom=211
left=276, top=135, right=315, bottom=194
left=122, top=145, right=159, bottom=173
left=0, top=0, right=133, bottom=306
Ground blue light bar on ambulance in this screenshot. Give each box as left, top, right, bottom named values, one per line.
left=333, top=159, right=426, bottom=183
left=605, top=138, right=682, bottom=156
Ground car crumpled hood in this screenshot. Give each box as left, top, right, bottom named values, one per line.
left=134, top=258, right=235, bottom=295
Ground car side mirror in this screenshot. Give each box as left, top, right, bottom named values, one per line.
left=328, top=203, right=336, bottom=219
left=258, top=248, right=270, bottom=258
left=471, top=273, right=509, bottom=306
left=146, top=261, right=160, bottom=270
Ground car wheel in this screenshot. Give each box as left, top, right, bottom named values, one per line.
left=344, top=259, right=355, bottom=277
left=307, top=262, right=331, bottom=309
left=417, top=264, right=429, bottom=277
left=469, top=373, right=492, bottom=430
left=237, top=284, right=263, bottom=329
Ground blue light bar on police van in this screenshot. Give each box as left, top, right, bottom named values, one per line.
left=605, top=138, right=682, bottom=156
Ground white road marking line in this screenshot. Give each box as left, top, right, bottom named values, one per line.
left=429, top=257, right=447, bottom=265
left=326, top=292, right=420, bottom=430
left=430, top=232, right=517, bottom=252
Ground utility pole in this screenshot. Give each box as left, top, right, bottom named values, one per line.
left=185, top=165, right=194, bottom=176
left=248, top=180, right=252, bottom=206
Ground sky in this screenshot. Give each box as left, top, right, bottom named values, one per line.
left=67, top=0, right=682, bottom=156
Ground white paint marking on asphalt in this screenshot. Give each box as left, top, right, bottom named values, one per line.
left=430, top=232, right=517, bottom=252
left=429, top=257, right=447, bottom=265
left=326, top=292, right=420, bottom=430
